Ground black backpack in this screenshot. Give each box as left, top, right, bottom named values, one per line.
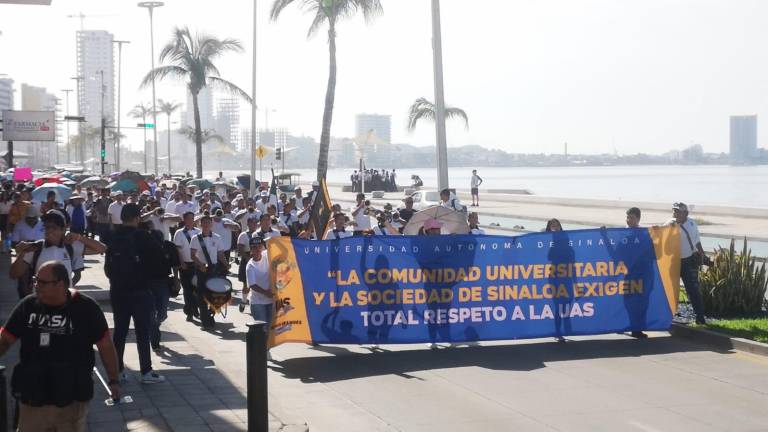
left=104, top=228, right=144, bottom=289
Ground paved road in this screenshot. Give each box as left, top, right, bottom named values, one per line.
left=2, top=253, right=768, bottom=431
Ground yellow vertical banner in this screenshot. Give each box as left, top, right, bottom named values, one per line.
left=648, top=225, right=681, bottom=315
left=267, top=236, right=313, bottom=347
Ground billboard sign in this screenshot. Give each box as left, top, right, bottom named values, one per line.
left=1, top=111, right=56, bottom=141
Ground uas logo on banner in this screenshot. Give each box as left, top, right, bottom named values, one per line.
left=266, top=226, right=681, bottom=347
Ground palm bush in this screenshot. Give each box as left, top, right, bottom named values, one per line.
left=699, top=238, right=768, bottom=317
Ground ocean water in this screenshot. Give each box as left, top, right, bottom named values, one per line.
left=219, top=165, right=768, bottom=209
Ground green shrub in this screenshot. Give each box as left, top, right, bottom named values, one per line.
left=699, top=238, right=767, bottom=317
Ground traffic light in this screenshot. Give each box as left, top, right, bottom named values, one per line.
left=276, top=147, right=282, bottom=161
left=100, top=149, right=106, bottom=158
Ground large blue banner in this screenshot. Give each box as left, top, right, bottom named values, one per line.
left=266, top=227, right=681, bottom=346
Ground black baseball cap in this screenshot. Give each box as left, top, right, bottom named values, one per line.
left=120, top=203, right=142, bottom=222
left=249, top=236, right=266, bottom=248
left=41, top=209, right=68, bottom=227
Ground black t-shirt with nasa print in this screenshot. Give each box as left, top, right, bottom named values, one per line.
left=3, top=290, right=108, bottom=366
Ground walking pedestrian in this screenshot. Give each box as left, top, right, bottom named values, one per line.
left=0, top=261, right=120, bottom=432
left=246, top=236, right=274, bottom=360
left=173, top=212, right=201, bottom=322
left=190, top=214, right=229, bottom=329
left=106, top=203, right=165, bottom=383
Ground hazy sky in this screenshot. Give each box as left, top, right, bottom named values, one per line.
left=1, top=0, right=768, bottom=155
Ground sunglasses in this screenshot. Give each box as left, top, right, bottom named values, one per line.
left=33, top=277, right=62, bottom=287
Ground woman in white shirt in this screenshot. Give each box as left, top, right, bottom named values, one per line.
left=468, top=212, right=485, bottom=235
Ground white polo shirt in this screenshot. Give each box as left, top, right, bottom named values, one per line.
left=237, top=230, right=257, bottom=253
left=22, top=240, right=86, bottom=284
left=173, top=201, right=196, bottom=217
left=107, top=201, right=124, bottom=225
left=173, top=227, right=201, bottom=263
left=12, top=221, right=44, bottom=242
left=666, top=218, right=701, bottom=259
left=246, top=257, right=272, bottom=305
left=189, top=232, right=224, bottom=265
left=350, top=204, right=371, bottom=231
left=255, top=228, right=282, bottom=241
left=212, top=218, right=236, bottom=251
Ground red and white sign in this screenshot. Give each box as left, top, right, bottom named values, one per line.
left=1, top=110, right=55, bottom=141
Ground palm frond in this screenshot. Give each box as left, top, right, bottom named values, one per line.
left=445, top=107, right=469, bottom=129
left=207, top=77, right=254, bottom=106
left=270, top=0, right=299, bottom=21
left=140, top=65, right=189, bottom=89
left=407, top=97, right=469, bottom=131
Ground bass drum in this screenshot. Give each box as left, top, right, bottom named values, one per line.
left=203, top=277, right=233, bottom=316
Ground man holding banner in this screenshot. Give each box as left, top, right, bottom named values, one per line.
left=666, top=202, right=707, bottom=325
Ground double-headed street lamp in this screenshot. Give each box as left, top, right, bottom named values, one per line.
left=138, top=1, right=163, bottom=175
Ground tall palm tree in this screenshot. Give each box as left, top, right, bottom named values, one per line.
left=157, top=99, right=182, bottom=174
left=270, top=0, right=383, bottom=182
left=129, top=103, right=153, bottom=173
left=141, top=27, right=251, bottom=178
left=407, top=97, right=469, bottom=132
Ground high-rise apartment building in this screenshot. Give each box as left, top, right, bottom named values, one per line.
left=0, top=78, right=14, bottom=112
left=76, top=31, right=115, bottom=128
left=730, top=115, right=757, bottom=164
left=216, top=98, right=240, bottom=150
left=355, top=113, right=392, bottom=146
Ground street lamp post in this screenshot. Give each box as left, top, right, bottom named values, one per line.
left=70, top=76, right=84, bottom=169
left=113, top=39, right=130, bottom=171
left=61, top=89, right=72, bottom=163
left=138, top=1, right=163, bottom=175
left=431, top=0, right=449, bottom=191
left=249, top=0, right=258, bottom=196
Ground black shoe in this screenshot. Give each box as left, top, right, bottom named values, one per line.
left=630, top=331, right=648, bottom=339
left=695, top=317, right=707, bottom=325
left=152, top=344, right=162, bottom=352
left=186, top=315, right=194, bottom=322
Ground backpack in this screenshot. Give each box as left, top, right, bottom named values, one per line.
left=23, top=241, right=76, bottom=291
left=104, top=228, right=144, bottom=289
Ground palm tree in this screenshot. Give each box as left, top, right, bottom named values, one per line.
left=270, top=0, right=383, bottom=182
left=157, top=99, right=182, bottom=174
left=407, top=97, right=469, bottom=132
left=141, top=27, right=251, bottom=178
left=129, top=103, right=153, bottom=173
left=177, top=126, right=225, bottom=146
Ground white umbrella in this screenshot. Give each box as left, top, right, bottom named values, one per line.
left=403, top=205, right=469, bottom=235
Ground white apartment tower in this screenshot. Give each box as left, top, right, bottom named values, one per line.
left=216, top=98, right=240, bottom=150
left=76, top=30, right=115, bottom=127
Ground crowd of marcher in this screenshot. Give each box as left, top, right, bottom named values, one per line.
left=350, top=168, right=398, bottom=192
left=0, top=171, right=710, bottom=430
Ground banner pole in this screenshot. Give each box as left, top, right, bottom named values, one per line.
left=246, top=321, right=268, bottom=432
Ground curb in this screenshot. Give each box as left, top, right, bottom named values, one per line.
left=669, top=322, right=768, bottom=357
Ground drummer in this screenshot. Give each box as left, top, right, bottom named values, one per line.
left=189, top=214, right=229, bottom=329
left=237, top=213, right=260, bottom=311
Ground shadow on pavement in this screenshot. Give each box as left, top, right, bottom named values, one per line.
left=269, top=336, right=729, bottom=383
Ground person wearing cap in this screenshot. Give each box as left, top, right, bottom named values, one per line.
left=309, top=181, right=320, bottom=204
left=255, top=191, right=270, bottom=215
left=665, top=202, right=707, bottom=325
left=245, top=236, right=274, bottom=359
left=107, top=203, right=166, bottom=384
left=173, top=211, right=202, bottom=322
left=10, top=209, right=106, bottom=296
left=0, top=261, right=121, bottom=431
left=470, top=169, right=483, bottom=207
left=107, top=191, right=125, bottom=228
left=189, top=214, right=229, bottom=329
left=212, top=207, right=240, bottom=263
left=66, top=194, right=88, bottom=235
left=11, top=206, right=43, bottom=246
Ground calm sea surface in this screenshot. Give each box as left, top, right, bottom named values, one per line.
left=220, top=165, right=768, bottom=209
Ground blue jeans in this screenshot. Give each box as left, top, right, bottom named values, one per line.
left=681, top=256, right=706, bottom=322
left=111, top=289, right=154, bottom=374
left=250, top=303, right=274, bottom=332
left=148, top=279, right=170, bottom=348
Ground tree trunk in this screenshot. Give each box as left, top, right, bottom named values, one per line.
left=167, top=113, right=172, bottom=174
left=316, top=23, right=337, bottom=182
left=192, top=91, right=203, bottom=178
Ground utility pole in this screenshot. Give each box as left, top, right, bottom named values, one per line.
left=431, top=0, right=449, bottom=191
left=61, top=89, right=72, bottom=163
left=249, top=0, right=258, bottom=196
left=138, top=2, right=164, bottom=175
left=113, top=40, right=129, bottom=171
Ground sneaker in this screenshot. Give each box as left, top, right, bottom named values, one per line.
left=427, top=342, right=438, bottom=350
left=140, top=370, right=166, bottom=384
left=186, top=315, right=194, bottom=322
left=152, top=344, right=163, bottom=352
left=630, top=331, right=648, bottom=339
left=555, top=336, right=566, bottom=343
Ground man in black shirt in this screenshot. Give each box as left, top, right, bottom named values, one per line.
left=0, top=261, right=119, bottom=431
left=398, top=196, right=416, bottom=224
